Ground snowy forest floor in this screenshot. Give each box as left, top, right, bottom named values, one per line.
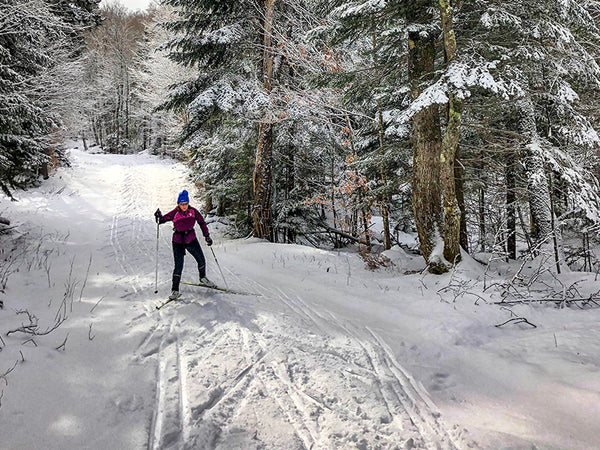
left=1, top=146, right=600, bottom=449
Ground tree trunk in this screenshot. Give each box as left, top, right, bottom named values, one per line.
left=91, top=115, right=99, bottom=146
left=478, top=184, right=485, bottom=252
left=407, top=1, right=443, bottom=268
left=125, top=72, right=130, bottom=143
left=372, top=35, right=392, bottom=250
left=99, top=121, right=105, bottom=150
left=346, top=116, right=371, bottom=251
left=285, top=136, right=296, bottom=243
left=253, top=122, right=274, bottom=239
left=205, top=194, right=213, bottom=216
left=517, top=100, right=552, bottom=245
left=439, top=0, right=462, bottom=265
left=115, top=83, right=122, bottom=153
left=455, top=145, right=468, bottom=252
left=252, top=0, right=276, bottom=240
left=217, top=196, right=226, bottom=216
left=377, top=106, right=392, bottom=251
left=506, top=149, right=517, bottom=259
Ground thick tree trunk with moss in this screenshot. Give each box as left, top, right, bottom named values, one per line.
left=252, top=0, right=276, bottom=240
left=439, top=0, right=462, bottom=265
left=408, top=1, right=443, bottom=269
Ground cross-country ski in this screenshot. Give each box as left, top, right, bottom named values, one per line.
left=181, top=281, right=257, bottom=296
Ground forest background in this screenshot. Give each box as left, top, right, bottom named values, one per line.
left=2, top=0, right=600, bottom=275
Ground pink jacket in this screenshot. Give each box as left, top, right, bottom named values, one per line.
left=161, top=206, right=210, bottom=244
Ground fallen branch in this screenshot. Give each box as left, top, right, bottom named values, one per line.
left=493, top=296, right=600, bottom=307
left=495, top=317, right=537, bottom=328
left=7, top=314, right=66, bottom=337
left=0, top=226, right=16, bottom=235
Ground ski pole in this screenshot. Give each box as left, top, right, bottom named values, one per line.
left=154, top=222, right=159, bottom=294
left=210, top=247, right=228, bottom=288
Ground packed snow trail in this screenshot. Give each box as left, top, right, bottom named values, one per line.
left=3, top=148, right=600, bottom=449
left=0, top=148, right=465, bottom=449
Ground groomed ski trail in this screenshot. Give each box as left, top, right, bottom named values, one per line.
left=0, top=148, right=471, bottom=449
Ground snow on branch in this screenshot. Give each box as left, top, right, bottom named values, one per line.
left=191, top=23, right=245, bottom=46
left=480, top=8, right=522, bottom=29
left=332, top=0, right=387, bottom=20
left=397, top=60, right=518, bottom=123
left=542, top=143, right=600, bottom=224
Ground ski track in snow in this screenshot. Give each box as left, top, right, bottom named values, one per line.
left=138, top=261, right=468, bottom=449
left=1, top=149, right=470, bottom=449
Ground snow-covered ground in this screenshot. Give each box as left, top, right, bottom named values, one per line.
left=1, top=147, right=600, bottom=449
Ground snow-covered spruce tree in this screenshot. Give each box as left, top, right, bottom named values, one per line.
left=160, top=0, right=269, bottom=234
left=310, top=0, right=413, bottom=251
left=0, top=0, right=78, bottom=195
left=454, top=0, right=600, bottom=257
left=161, top=0, right=329, bottom=239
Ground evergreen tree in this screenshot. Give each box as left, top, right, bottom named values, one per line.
left=0, top=0, right=67, bottom=195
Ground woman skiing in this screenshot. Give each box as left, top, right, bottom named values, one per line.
left=154, top=190, right=215, bottom=300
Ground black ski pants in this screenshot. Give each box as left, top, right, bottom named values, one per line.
left=172, top=238, right=206, bottom=291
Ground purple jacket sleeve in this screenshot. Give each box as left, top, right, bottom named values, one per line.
left=194, top=207, right=210, bottom=237
left=161, top=208, right=177, bottom=223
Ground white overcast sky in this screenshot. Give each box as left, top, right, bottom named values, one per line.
left=101, top=0, right=154, bottom=12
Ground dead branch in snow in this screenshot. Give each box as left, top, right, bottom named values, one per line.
left=7, top=309, right=67, bottom=337
left=437, top=281, right=490, bottom=305
left=494, top=296, right=600, bottom=308
left=495, top=306, right=537, bottom=328
left=495, top=317, right=537, bottom=328
left=0, top=226, right=16, bottom=235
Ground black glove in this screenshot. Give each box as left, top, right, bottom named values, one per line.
left=205, top=236, right=213, bottom=246
left=154, top=208, right=162, bottom=223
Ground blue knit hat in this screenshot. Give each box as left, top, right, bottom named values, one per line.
left=177, top=190, right=189, bottom=204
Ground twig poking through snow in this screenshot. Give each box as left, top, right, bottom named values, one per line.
left=56, top=333, right=69, bottom=351
left=22, top=338, right=37, bottom=347
left=90, top=295, right=106, bottom=313
left=0, top=359, right=19, bottom=380
left=79, top=254, right=93, bottom=302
